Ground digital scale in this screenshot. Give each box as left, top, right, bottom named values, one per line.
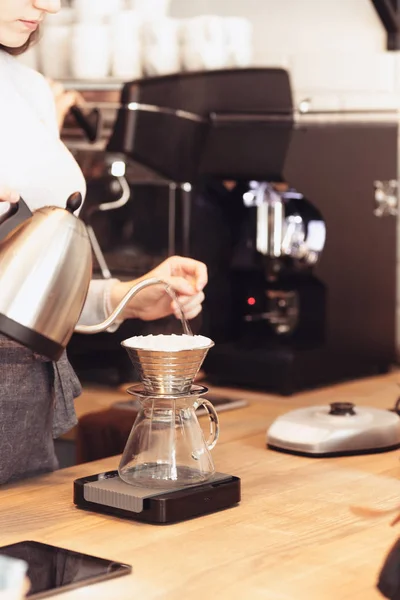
left=74, top=470, right=241, bottom=524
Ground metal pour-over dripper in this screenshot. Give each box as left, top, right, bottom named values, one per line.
left=121, top=338, right=214, bottom=395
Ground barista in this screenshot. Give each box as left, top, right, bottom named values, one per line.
left=0, top=0, right=208, bottom=485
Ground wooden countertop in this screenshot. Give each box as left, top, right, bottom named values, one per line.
left=4, top=372, right=400, bottom=600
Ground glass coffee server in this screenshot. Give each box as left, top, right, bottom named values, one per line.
left=119, top=335, right=220, bottom=488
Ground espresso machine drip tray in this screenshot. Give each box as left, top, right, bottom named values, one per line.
left=74, top=471, right=241, bottom=524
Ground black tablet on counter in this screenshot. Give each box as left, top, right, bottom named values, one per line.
left=0, top=540, right=132, bottom=599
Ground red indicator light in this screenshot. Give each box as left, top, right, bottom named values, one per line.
left=247, top=297, right=256, bottom=306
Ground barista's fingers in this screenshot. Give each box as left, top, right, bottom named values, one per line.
left=172, top=291, right=205, bottom=319
left=180, top=304, right=202, bottom=320
left=0, top=187, right=19, bottom=203
left=164, top=276, right=195, bottom=297
left=172, top=291, right=204, bottom=311
left=59, top=90, right=84, bottom=113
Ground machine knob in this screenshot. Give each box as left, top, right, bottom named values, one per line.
left=373, top=180, right=398, bottom=217
left=329, top=402, right=356, bottom=416
left=243, top=190, right=258, bottom=207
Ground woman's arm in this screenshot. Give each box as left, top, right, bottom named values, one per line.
left=0, top=187, right=208, bottom=327
left=43, top=82, right=208, bottom=328
left=77, top=256, right=208, bottom=329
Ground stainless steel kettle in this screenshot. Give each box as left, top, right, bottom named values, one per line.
left=0, top=193, right=166, bottom=361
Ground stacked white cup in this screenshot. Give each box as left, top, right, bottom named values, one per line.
left=110, top=10, right=143, bottom=80
left=180, top=15, right=254, bottom=72
left=141, top=18, right=181, bottom=77
left=74, top=0, right=124, bottom=23
left=225, top=18, right=254, bottom=68
left=70, top=23, right=111, bottom=79
left=69, top=0, right=124, bottom=79
left=180, top=16, right=229, bottom=72
left=32, top=1, right=253, bottom=82
left=38, top=7, right=75, bottom=78
left=128, top=0, right=171, bottom=19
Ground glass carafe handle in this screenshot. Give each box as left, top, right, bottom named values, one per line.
left=196, top=398, right=220, bottom=451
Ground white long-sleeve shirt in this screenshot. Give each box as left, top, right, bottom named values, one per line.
left=0, top=50, right=118, bottom=327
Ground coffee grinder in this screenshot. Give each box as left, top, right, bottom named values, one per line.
left=213, top=180, right=327, bottom=396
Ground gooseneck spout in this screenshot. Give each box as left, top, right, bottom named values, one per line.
left=74, top=277, right=193, bottom=336
left=75, top=277, right=165, bottom=334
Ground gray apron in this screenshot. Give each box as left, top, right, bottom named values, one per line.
left=0, top=335, right=82, bottom=485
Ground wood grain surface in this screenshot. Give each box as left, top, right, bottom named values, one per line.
left=3, top=372, right=400, bottom=600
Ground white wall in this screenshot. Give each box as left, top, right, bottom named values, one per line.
left=170, top=0, right=400, bottom=111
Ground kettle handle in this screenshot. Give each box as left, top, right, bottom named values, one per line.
left=69, top=106, right=101, bottom=143
left=0, top=198, right=32, bottom=242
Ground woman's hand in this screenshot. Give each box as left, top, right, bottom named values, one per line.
left=109, top=256, right=208, bottom=322
left=46, top=79, right=85, bottom=131
left=0, top=187, right=19, bottom=204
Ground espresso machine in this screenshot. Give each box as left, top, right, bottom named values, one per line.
left=100, top=68, right=398, bottom=395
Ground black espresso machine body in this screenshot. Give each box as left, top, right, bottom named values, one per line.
left=193, top=127, right=397, bottom=395
left=106, top=68, right=398, bottom=395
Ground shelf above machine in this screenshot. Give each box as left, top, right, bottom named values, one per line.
left=59, top=78, right=125, bottom=92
